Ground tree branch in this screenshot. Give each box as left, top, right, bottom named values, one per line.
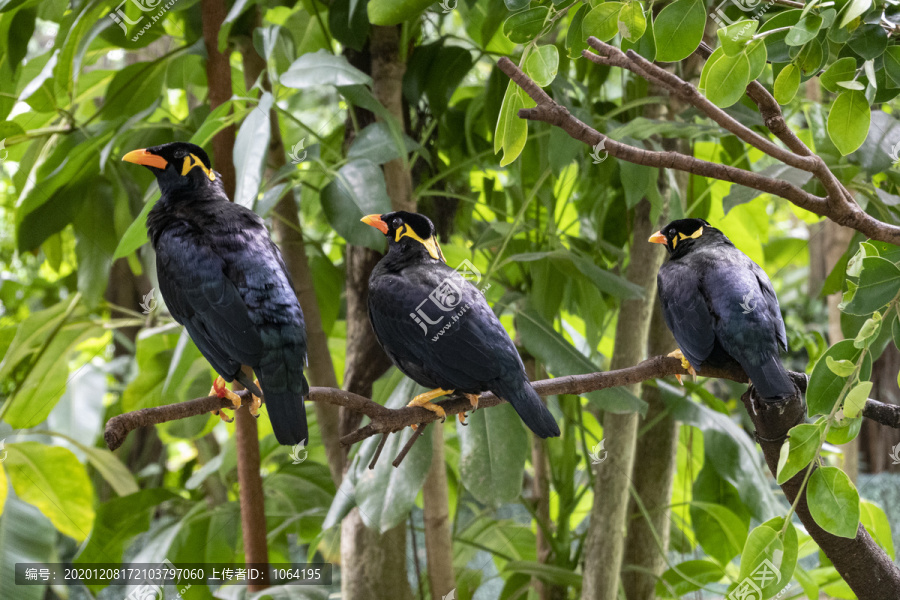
left=495, top=44, right=900, bottom=245
left=105, top=355, right=899, bottom=452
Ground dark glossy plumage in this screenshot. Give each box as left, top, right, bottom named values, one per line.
left=654, top=218, right=795, bottom=401
left=366, top=211, right=559, bottom=438
left=130, top=142, right=309, bottom=445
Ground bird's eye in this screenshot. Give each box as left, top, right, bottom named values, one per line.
left=174, top=150, right=186, bottom=159
left=392, top=219, right=402, bottom=229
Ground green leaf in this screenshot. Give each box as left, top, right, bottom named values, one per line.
left=0, top=299, right=73, bottom=382
left=847, top=24, right=888, bottom=60
left=494, top=82, right=533, bottom=167
left=826, top=357, right=856, bottom=376
left=321, top=159, right=393, bottom=252
left=458, top=400, right=529, bottom=506
left=503, top=7, right=550, bottom=44
left=706, top=52, right=750, bottom=108
left=101, top=61, right=167, bottom=118
left=566, top=4, right=590, bottom=59
left=884, top=47, right=900, bottom=87
left=656, top=560, right=725, bottom=597
left=776, top=423, right=823, bottom=484
left=717, top=20, right=758, bottom=57
left=821, top=57, right=859, bottom=93
left=3, top=322, right=103, bottom=429
left=854, top=314, right=882, bottom=348
left=785, top=14, right=822, bottom=46
left=0, top=497, right=56, bottom=600
left=503, top=561, right=583, bottom=587
left=653, top=0, right=705, bottom=62
left=112, top=194, right=157, bottom=259
left=617, top=2, right=646, bottom=43
left=840, top=0, right=873, bottom=27
left=826, top=413, right=863, bottom=444
left=845, top=256, right=900, bottom=314
left=859, top=500, right=895, bottom=559
left=352, top=379, right=433, bottom=533
left=807, top=466, right=860, bottom=538
left=524, top=45, right=559, bottom=88
left=737, top=518, right=798, bottom=598
left=827, top=90, right=870, bottom=155
left=367, top=0, right=434, bottom=25
left=774, top=63, right=800, bottom=104
left=3, top=442, right=95, bottom=541
left=281, top=50, right=372, bottom=89
left=689, top=502, right=748, bottom=565
left=837, top=80, right=865, bottom=90
left=518, top=308, right=646, bottom=414
left=347, top=121, right=421, bottom=165
left=233, top=92, right=273, bottom=208
left=74, top=489, right=176, bottom=590
left=843, top=381, right=872, bottom=418
left=807, top=340, right=873, bottom=415
left=583, top=3, right=624, bottom=43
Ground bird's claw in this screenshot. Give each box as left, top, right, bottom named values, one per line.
left=457, top=393, right=480, bottom=426
left=667, top=349, right=697, bottom=386
left=249, top=379, right=262, bottom=418
left=407, top=388, right=450, bottom=423
left=210, top=376, right=241, bottom=421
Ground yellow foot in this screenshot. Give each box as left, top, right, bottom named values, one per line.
left=210, top=376, right=242, bottom=422
left=249, top=379, right=262, bottom=418
left=408, top=388, right=450, bottom=423
left=457, top=393, right=480, bottom=426
left=667, top=349, right=697, bottom=386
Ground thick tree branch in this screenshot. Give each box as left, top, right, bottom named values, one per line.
left=745, top=391, right=900, bottom=598
left=107, top=356, right=900, bottom=452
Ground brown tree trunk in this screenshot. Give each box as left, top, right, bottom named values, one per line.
left=524, top=357, right=562, bottom=600
left=583, top=200, right=665, bottom=600
left=623, top=301, right=678, bottom=600
left=423, top=425, right=455, bottom=599
left=202, top=0, right=267, bottom=588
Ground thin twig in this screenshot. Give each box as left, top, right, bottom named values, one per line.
left=368, top=433, right=390, bottom=470
left=393, top=423, right=429, bottom=468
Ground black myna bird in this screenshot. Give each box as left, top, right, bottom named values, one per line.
left=123, top=142, right=309, bottom=445
left=650, top=218, right=795, bottom=401
left=361, top=211, right=560, bottom=438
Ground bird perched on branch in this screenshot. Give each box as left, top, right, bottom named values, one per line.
left=361, top=211, right=560, bottom=438
left=650, top=218, right=795, bottom=401
left=123, top=142, right=309, bottom=445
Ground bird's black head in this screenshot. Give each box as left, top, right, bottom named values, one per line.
left=122, top=142, right=220, bottom=197
left=360, top=211, right=445, bottom=262
left=649, top=218, right=723, bottom=256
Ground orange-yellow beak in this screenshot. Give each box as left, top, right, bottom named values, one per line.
left=122, top=148, right=168, bottom=170
left=648, top=231, right=667, bottom=245
left=361, top=214, right=389, bottom=234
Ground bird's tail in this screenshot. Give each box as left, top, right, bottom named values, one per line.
left=496, top=380, right=560, bottom=438
left=745, top=355, right=795, bottom=401
left=264, top=388, right=309, bottom=446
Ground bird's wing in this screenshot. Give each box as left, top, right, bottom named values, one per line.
left=657, top=262, right=716, bottom=368
left=156, top=227, right=265, bottom=379
left=703, top=252, right=786, bottom=367
left=368, top=267, right=518, bottom=391
left=752, top=262, right=788, bottom=352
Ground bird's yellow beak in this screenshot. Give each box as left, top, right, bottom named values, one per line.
left=122, top=148, right=168, bottom=170
left=361, top=214, right=389, bottom=234
left=648, top=231, right=667, bottom=244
